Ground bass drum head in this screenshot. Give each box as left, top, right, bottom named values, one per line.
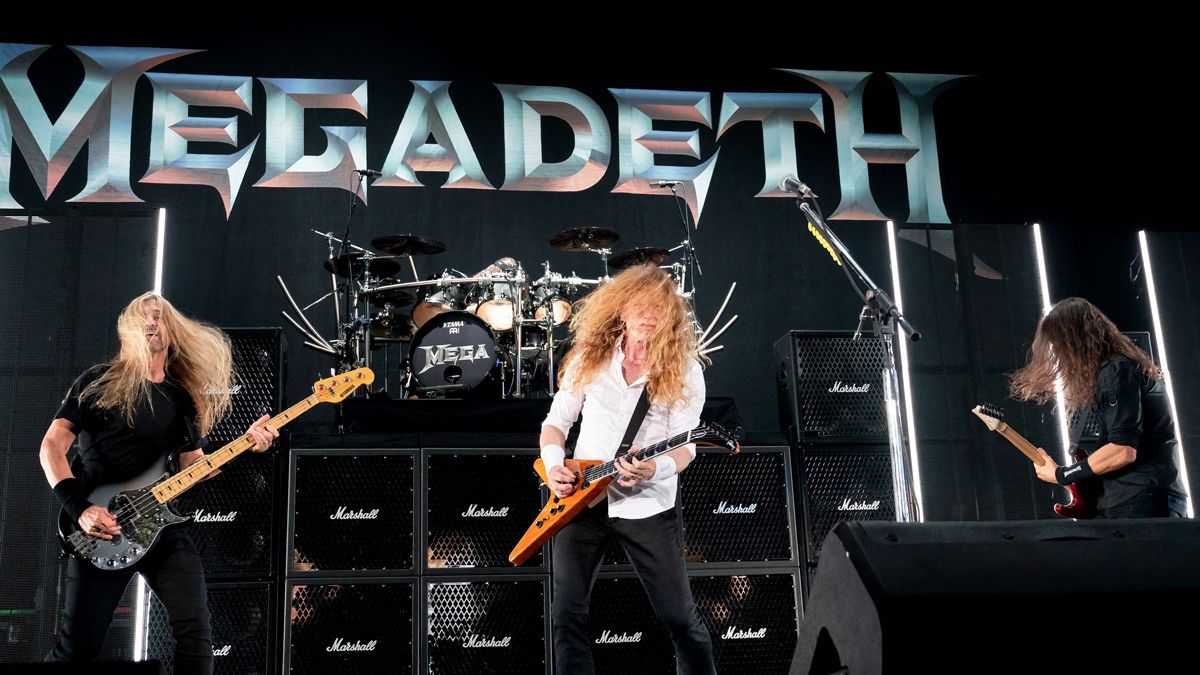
left=409, top=311, right=497, bottom=390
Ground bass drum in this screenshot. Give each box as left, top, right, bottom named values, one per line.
left=408, top=311, right=497, bottom=391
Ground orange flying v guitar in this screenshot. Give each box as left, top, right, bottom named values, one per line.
left=971, top=403, right=1096, bottom=519
left=508, top=422, right=741, bottom=566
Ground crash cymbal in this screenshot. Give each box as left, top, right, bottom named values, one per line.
left=370, top=311, right=416, bottom=342
left=371, top=234, right=447, bottom=256
left=609, top=247, right=671, bottom=270
left=549, top=227, right=619, bottom=252
left=366, top=283, right=417, bottom=307
left=323, top=252, right=402, bottom=278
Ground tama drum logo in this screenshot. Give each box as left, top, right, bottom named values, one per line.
left=838, top=498, right=882, bottom=512
left=212, top=645, right=232, bottom=657
left=463, top=634, right=513, bottom=648
left=828, top=381, right=870, bottom=393
left=330, top=506, right=381, bottom=520
left=712, top=501, right=758, bottom=514
left=596, top=630, right=643, bottom=644
left=417, top=344, right=491, bottom=374
left=204, top=384, right=243, bottom=396
left=721, top=626, right=768, bottom=640
left=326, top=638, right=377, bottom=653
left=192, top=509, right=238, bottom=523
left=462, top=504, right=510, bottom=518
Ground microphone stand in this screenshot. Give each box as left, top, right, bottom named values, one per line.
left=792, top=191, right=923, bottom=523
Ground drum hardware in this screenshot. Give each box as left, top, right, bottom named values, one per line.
left=371, top=233, right=448, bottom=282
left=549, top=226, right=619, bottom=278
left=608, top=246, right=672, bottom=270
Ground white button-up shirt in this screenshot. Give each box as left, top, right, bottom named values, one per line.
left=542, top=345, right=706, bottom=519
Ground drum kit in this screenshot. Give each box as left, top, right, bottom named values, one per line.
left=279, top=225, right=737, bottom=399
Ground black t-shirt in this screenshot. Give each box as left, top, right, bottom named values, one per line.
left=1080, top=355, right=1188, bottom=510
left=55, top=365, right=199, bottom=488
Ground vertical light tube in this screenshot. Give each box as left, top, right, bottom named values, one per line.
left=153, top=208, right=167, bottom=294
left=887, top=221, right=925, bottom=520
left=1033, top=223, right=1072, bottom=460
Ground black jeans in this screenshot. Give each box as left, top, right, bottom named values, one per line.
left=47, top=528, right=213, bottom=675
left=551, top=502, right=716, bottom=675
left=1097, top=490, right=1189, bottom=519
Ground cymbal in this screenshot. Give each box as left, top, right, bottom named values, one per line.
left=549, top=227, right=619, bottom=252
left=324, top=252, right=402, bottom=278
left=609, top=247, right=671, bottom=270
left=370, top=312, right=415, bottom=342
left=371, top=234, right=447, bottom=256
left=366, top=283, right=417, bottom=307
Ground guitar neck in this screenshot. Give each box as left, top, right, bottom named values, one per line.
left=585, top=431, right=697, bottom=482
left=150, top=394, right=318, bottom=503
left=993, top=423, right=1046, bottom=466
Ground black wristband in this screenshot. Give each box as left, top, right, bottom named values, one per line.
left=1055, top=459, right=1096, bottom=486
left=52, top=477, right=93, bottom=522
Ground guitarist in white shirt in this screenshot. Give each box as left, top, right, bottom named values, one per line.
left=39, top=293, right=277, bottom=673
left=540, top=266, right=716, bottom=674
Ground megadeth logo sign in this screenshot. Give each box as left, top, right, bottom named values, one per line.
left=0, top=43, right=965, bottom=224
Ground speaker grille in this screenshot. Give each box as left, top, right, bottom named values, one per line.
left=209, top=329, right=285, bottom=446
left=694, top=573, right=799, bottom=674
left=426, top=578, right=548, bottom=673
left=680, top=449, right=794, bottom=564
left=287, top=580, right=414, bottom=673
left=148, top=581, right=271, bottom=674
left=801, top=447, right=896, bottom=561
left=588, top=576, right=676, bottom=672
left=777, top=332, right=890, bottom=441
left=174, top=452, right=276, bottom=577
left=291, top=453, right=415, bottom=573
left=425, top=452, right=545, bottom=570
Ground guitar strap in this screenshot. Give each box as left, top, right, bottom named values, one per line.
left=615, top=387, right=651, bottom=459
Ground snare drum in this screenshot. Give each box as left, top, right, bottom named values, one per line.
left=408, top=311, right=497, bottom=390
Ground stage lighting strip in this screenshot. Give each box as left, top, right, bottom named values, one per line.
left=1032, top=223, right=1072, bottom=462
left=887, top=221, right=925, bottom=521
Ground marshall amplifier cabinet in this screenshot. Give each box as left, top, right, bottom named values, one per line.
left=284, top=577, right=417, bottom=673
left=588, top=571, right=801, bottom=674
left=147, top=581, right=274, bottom=675
left=424, top=576, right=550, bottom=674
left=287, top=449, right=417, bottom=576
left=423, top=449, right=547, bottom=573
left=175, top=451, right=279, bottom=578
left=796, top=444, right=897, bottom=584
left=601, top=447, right=798, bottom=568
left=775, top=331, right=892, bottom=443
left=209, top=328, right=286, bottom=446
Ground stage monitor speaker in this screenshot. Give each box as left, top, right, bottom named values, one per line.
left=775, top=331, right=891, bottom=443
left=424, top=576, right=549, bottom=674
left=284, top=578, right=416, bottom=673
left=147, top=581, right=273, bottom=674
left=209, top=328, right=286, bottom=446
left=792, top=520, right=1200, bottom=674
left=601, top=447, right=799, bottom=567
left=423, top=450, right=547, bottom=572
left=588, top=571, right=801, bottom=674
left=288, top=450, right=416, bottom=575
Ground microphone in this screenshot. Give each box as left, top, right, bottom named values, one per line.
left=649, top=180, right=683, bottom=188
left=354, top=169, right=383, bottom=178
left=779, top=175, right=817, bottom=198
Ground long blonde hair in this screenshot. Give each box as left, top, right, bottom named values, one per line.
left=81, top=292, right=233, bottom=435
left=559, top=265, right=704, bottom=406
left=1010, top=297, right=1159, bottom=413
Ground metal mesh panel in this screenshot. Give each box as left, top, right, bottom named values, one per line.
left=779, top=333, right=890, bottom=441
left=148, top=582, right=271, bottom=674
left=208, top=329, right=284, bottom=446
left=426, top=578, right=547, bottom=674
left=287, top=580, right=414, bottom=673
left=174, top=452, right=276, bottom=576
left=588, top=576, right=676, bottom=672
left=425, top=452, right=545, bottom=570
left=800, top=447, right=896, bottom=562
left=693, top=573, right=799, bottom=674
left=680, top=449, right=794, bottom=563
left=292, top=453, right=414, bottom=573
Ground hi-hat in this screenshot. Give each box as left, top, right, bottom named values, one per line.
left=324, top=252, right=402, bottom=278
